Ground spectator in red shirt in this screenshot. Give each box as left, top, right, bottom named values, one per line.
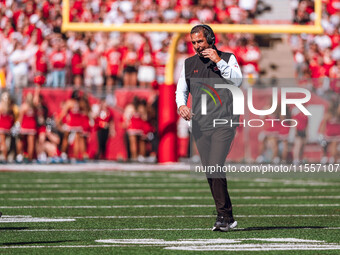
left=137, top=42, right=155, bottom=87
left=83, top=40, right=104, bottom=91
left=105, top=40, right=123, bottom=89
left=57, top=90, right=83, bottom=162
left=238, top=37, right=261, bottom=80
left=49, top=40, right=67, bottom=88
left=0, top=92, right=15, bottom=163
left=326, top=0, right=340, bottom=15
left=322, top=48, right=335, bottom=77
left=226, top=0, right=247, bottom=24
left=329, top=60, right=340, bottom=93
left=153, top=40, right=169, bottom=84
left=122, top=42, right=139, bottom=87
left=309, top=56, right=327, bottom=92
left=34, top=40, right=48, bottom=85
left=16, top=92, right=37, bottom=163
left=71, top=48, right=84, bottom=89
left=319, top=98, right=340, bottom=163
left=79, top=93, right=92, bottom=161
left=94, top=98, right=115, bottom=159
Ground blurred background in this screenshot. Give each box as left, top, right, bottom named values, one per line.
left=0, top=0, right=339, bottom=165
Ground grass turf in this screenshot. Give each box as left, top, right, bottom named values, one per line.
left=0, top=170, right=340, bottom=254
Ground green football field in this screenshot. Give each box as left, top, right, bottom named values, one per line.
left=1, top=169, right=340, bottom=254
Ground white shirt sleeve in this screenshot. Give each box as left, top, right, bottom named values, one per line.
left=175, top=64, right=189, bottom=110
left=216, top=54, right=242, bottom=87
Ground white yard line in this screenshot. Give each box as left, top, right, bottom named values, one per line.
left=2, top=182, right=339, bottom=188
left=254, top=178, right=340, bottom=185
left=1, top=204, right=339, bottom=209
left=0, top=189, right=210, bottom=194
left=9, top=229, right=210, bottom=232
left=2, top=196, right=213, bottom=201
left=0, top=183, right=206, bottom=188
left=1, top=188, right=340, bottom=194
left=2, top=214, right=340, bottom=220
left=0, top=179, right=201, bottom=184
left=165, top=244, right=340, bottom=251
left=95, top=238, right=329, bottom=245
left=0, top=214, right=340, bottom=222
left=69, top=214, right=340, bottom=219
left=98, top=238, right=340, bottom=251
left=6, top=227, right=340, bottom=232
left=2, top=195, right=340, bottom=201
left=1, top=243, right=340, bottom=251
left=0, top=217, right=75, bottom=223
left=1, top=178, right=339, bottom=185
left=0, top=245, right=129, bottom=249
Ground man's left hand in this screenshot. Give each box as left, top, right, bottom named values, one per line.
left=201, top=48, right=221, bottom=63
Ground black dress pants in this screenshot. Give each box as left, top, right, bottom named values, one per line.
left=193, top=126, right=236, bottom=221
left=97, top=128, right=109, bottom=159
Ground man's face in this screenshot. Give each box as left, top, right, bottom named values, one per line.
left=191, top=31, right=210, bottom=57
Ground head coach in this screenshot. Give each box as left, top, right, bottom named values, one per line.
left=175, top=24, right=242, bottom=232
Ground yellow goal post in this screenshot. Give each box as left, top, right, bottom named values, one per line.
left=62, top=0, right=323, bottom=85
left=62, top=0, right=324, bottom=163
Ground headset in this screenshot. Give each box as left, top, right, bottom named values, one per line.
left=191, top=24, right=215, bottom=46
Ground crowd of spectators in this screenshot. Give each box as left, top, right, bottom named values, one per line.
left=0, top=87, right=118, bottom=163
left=2, top=0, right=337, bottom=163
left=0, top=86, right=160, bottom=163
left=0, top=0, right=264, bottom=94
left=252, top=0, right=340, bottom=164
left=0, top=0, right=265, bottom=163
left=289, top=0, right=340, bottom=95
left=254, top=0, right=340, bottom=164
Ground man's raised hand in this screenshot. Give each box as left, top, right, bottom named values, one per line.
left=201, top=48, right=221, bottom=63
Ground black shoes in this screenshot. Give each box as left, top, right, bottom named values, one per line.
left=212, top=215, right=237, bottom=232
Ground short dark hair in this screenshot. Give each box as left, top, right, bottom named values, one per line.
left=190, top=26, right=210, bottom=39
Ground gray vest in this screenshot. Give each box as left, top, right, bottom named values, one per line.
left=185, top=50, right=240, bottom=131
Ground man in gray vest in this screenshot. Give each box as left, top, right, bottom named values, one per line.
left=176, top=24, right=242, bottom=231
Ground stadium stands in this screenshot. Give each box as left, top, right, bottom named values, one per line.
left=0, top=0, right=339, bottom=163
left=0, top=0, right=266, bottom=90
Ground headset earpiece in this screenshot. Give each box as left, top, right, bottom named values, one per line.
left=201, top=25, right=215, bottom=46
